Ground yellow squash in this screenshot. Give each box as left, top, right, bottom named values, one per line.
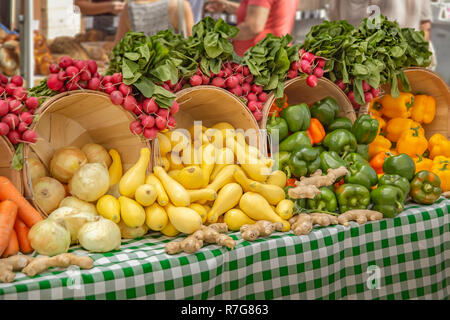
left=108, top=149, right=123, bottom=186
left=167, top=152, right=184, bottom=171
left=156, top=132, right=172, bottom=156
left=200, top=143, right=216, bottom=187
left=189, top=203, right=208, bottom=224
left=160, top=220, right=180, bottom=237
left=135, top=184, right=157, bottom=207
left=96, top=195, right=121, bottom=223
left=168, top=169, right=182, bottom=181
left=119, top=148, right=150, bottom=198
left=119, top=196, right=146, bottom=228
left=165, top=203, right=202, bottom=234
left=188, top=188, right=217, bottom=202
left=224, top=209, right=256, bottom=231
left=212, top=122, right=235, bottom=131
left=145, top=174, right=169, bottom=207
left=207, top=165, right=237, bottom=192
left=164, top=131, right=190, bottom=153
left=239, top=192, right=290, bottom=232
left=207, top=183, right=243, bottom=224
left=177, top=166, right=204, bottom=189
left=275, top=200, right=295, bottom=220
left=233, top=167, right=252, bottom=192
left=145, top=203, right=168, bottom=231
left=160, top=156, right=171, bottom=172
left=210, top=148, right=235, bottom=180
left=266, top=170, right=287, bottom=189
left=153, top=166, right=190, bottom=207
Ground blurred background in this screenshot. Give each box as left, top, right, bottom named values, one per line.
left=0, top=0, right=449, bottom=86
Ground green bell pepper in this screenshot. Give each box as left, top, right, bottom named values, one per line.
left=327, top=117, right=353, bottom=132
left=356, top=144, right=370, bottom=161
left=351, top=114, right=379, bottom=144
left=344, top=153, right=369, bottom=166
left=320, top=151, right=347, bottom=173
left=266, top=113, right=289, bottom=142
left=310, top=97, right=340, bottom=127
left=371, top=185, right=405, bottom=218
left=288, top=147, right=321, bottom=178
left=273, top=152, right=291, bottom=174
left=336, top=184, right=371, bottom=213
left=285, top=186, right=307, bottom=214
left=279, top=131, right=312, bottom=153
left=378, top=174, right=411, bottom=202
left=323, top=129, right=357, bottom=156
left=307, top=187, right=338, bottom=213
left=344, top=162, right=378, bottom=190
left=383, top=153, right=416, bottom=181
left=280, top=103, right=311, bottom=133
left=409, top=171, right=442, bottom=205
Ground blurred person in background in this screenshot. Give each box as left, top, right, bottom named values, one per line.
left=114, top=0, right=195, bottom=44
left=205, top=0, right=298, bottom=56
left=188, top=0, right=206, bottom=23
left=75, top=0, right=126, bottom=36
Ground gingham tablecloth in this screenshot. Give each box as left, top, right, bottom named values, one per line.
left=1, top=199, right=449, bottom=300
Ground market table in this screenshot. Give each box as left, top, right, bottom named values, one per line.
left=0, top=199, right=449, bottom=300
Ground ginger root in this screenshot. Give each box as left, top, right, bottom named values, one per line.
left=165, top=223, right=236, bottom=254
left=338, top=210, right=383, bottom=227
left=288, top=167, right=349, bottom=200
left=0, top=255, right=34, bottom=283
left=240, top=220, right=284, bottom=241
left=443, top=192, right=450, bottom=199
left=22, top=253, right=94, bottom=277
left=289, top=213, right=339, bottom=236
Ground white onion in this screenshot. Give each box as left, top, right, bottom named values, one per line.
left=59, top=196, right=98, bottom=215
left=33, top=177, right=66, bottom=214
left=48, top=207, right=98, bottom=244
left=69, top=163, right=110, bottom=202
left=81, top=143, right=112, bottom=167
left=118, top=220, right=148, bottom=239
left=28, top=219, right=71, bottom=256
left=78, top=217, right=121, bottom=252
left=27, top=158, right=46, bottom=184
left=50, top=146, right=87, bottom=183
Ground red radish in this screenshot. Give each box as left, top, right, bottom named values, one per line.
left=217, top=70, right=225, bottom=78
left=78, top=80, right=88, bottom=89
left=25, top=97, right=39, bottom=109
left=65, top=66, right=79, bottom=78
left=0, top=100, right=8, bottom=116
left=143, top=127, right=158, bottom=140
left=59, top=56, right=73, bottom=69
left=201, top=75, right=210, bottom=85
left=211, top=77, right=225, bottom=88
left=0, top=86, right=4, bottom=95
left=316, top=58, right=326, bottom=69
left=173, top=82, right=183, bottom=92
left=253, top=110, right=263, bottom=122
left=119, top=84, right=132, bottom=96
left=302, top=52, right=315, bottom=62
left=102, top=75, right=112, bottom=84
left=353, top=103, right=361, bottom=110
left=143, top=98, right=159, bottom=114
left=291, top=61, right=301, bottom=71
left=80, top=70, right=91, bottom=81
left=258, top=92, right=268, bottom=103
left=13, top=87, right=27, bottom=101
left=230, top=86, right=243, bottom=96
left=155, top=116, right=167, bottom=130
left=5, top=83, right=17, bottom=96
left=47, top=74, right=64, bottom=91
left=162, top=83, right=171, bottom=91
left=49, top=63, right=60, bottom=74
left=74, top=60, right=87, bottom=72
left=300, top=60, right=312, bottom=74
left=57, top=71, right=67, bottom=81
left=11, top=75, right=23, bottom=87
left=247, top=93, right=258, bottom=102
left=111, top=73, right=123, bottom=84
left=133, top=106, right=143, bottom=116
left=88, top=77, right=100, bottom=90
left=299, top=49, right=306, bottom=57
left=189, top=75, right=202, bottom=87
left=0, top=74, right=8, bottom=84
left=196, top=69, right=202, bottom=76
left=223, top=68, right=233, bottom=77
left=256, top=102, right=264, bottom=111
left=288, top=69, right=298, bottom=79
left=0, top=122, right=9, bottom=136
left=306, top=75, right=318, bottom=87
left=348, top=91, right=357, bottom=105
left=7, top=130, right=20, bottom=144
left=242, top=83, right=251, bottom=95
left=9, top=100, right=23, bottom=114
left=87, top=60, right=98, bottom=74
left=371, top=87, right=380, bottom=98
left=243, top=66, right=250, bottom=76
left=20, top=112, right=33, bottom=125
left=251, top=84, right=263, bottom=95
left=167, top=115, right=176, bottom=128
left=21, top=129, right=37, bottom=143
left=226, top=76, right=239, bottom=89
left=65, top=80, right=79, bottom=91
left=233, top=64, right=243, bottom=73
left=313, top=67, right=324, bottom=78
left=244, top=75, right=254, bottom=84
left=140, top=114, right=155, bottom=128
left=362, top=80, right=371, bottom=92
left=17, top=122, right=28, bottom=133
left=58, top=87, right=67, bottom=93
left=122, top=95, right=137, bottom=111
left=364, top=92, right=374, bottom=103
left=169, top=101, right=179, bottom=115
left=157, top=108, right=169, bottom=120
left=110, top=91, right=124, bottom=105
left=102, top=83, right=115, bottom=94
left=236, top=73, right=245, bottom=85
left=336, top=79, right=347, bottom=91
left=130, top=120, right=143, bottom=135
left=247, top=101, right=258, bottom=112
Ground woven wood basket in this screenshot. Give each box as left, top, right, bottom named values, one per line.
left=22, top=90, right=150, bottom=216
left=0, top=137, right=23, bottom=194
left=260, top=76, right=356, bottom=130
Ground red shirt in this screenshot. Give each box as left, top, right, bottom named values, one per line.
left=234, top=0, right=298, bottom=56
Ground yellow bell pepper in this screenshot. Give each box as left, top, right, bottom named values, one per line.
left=369, top=99, right=383, bottom=117
left=385, top=118, right=424, bottom=143
left=369, top=135, right=392, bottom=159
left=432, top=156, right=450, bottom=192
left=428, top=134, right=450, bottom=159
left=410, top=95, right=436, bottom=125
left=380, top=92, right=415, bottom=119
left=396, top=126, right=429, bottom=158
left=413, top=155, right=433, bottom=173
left=371, top=115, right=386, bottom=135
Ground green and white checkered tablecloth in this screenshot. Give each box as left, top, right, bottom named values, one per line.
left=1, top=199, right=449, bottom=300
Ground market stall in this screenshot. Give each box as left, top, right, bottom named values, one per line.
left=0, top=15, right=449, bottom=301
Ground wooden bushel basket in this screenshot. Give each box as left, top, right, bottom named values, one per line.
left=260, top=76, right=356, bottom=129
left=0, top=137, right=23, bottom=194
left=22, top=90, right=151, bottom=217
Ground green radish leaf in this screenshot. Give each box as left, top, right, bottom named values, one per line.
left=134, top=76, right=155, bottom=98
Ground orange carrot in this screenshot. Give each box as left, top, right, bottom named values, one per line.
left=0, top=176, right=43, bottom=228
left=14, top=217, right=33, bottom=254
left=0, top=199, right=18, bottom=256
left=2, top=229, right=19, bottom=258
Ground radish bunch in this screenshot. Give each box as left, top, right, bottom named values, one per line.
left=288, top=49, right=326, bottom=88
left=0, top=74, right=39, bottom=145
left=335, top=78, right=381, bottom=109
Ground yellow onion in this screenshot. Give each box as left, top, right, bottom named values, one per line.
left=50, top=146, right=87, bottom=183
left=81, top=143, right=112, bottom=167
left=33, top=177, right=66, bottom=214
left=117, top=220, right=148, bottom=239
left=27, top=158, right=46, bottom=184
left=59, top=196, right=98, bottom=215
left=29, top=219, right=71, bottom=256
left=48, top=207, right=98, bottom=244
left=78, top=217, right=121, bottom=252
left=69, top=163, right=110, bottom=202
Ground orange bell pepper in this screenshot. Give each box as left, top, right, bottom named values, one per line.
left=307, top=118, right=326, bottom=145
left=385, top=118, right=424, bottom=143
left=396, top=126, right=429, bottom=158
left=370, top=151, right=392, bottom=175
left=413, top=155, right=433, bottom=173
left=269, top=94, right=288, bottom=117
left=369, top=135, right=392, bottom=159
left=371, top=115, right=386, bottom=135
left=380, top=92, right=415, bottom=119
left=369, top=99, right=383, bottom=117
left=410, top=95, right=436, bottom=125
left=432, top=156, right=450, bottom=192
left=428, top=134, right=450, bottom=159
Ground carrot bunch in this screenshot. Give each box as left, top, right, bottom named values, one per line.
left=0, top=176, right=43, bottom=257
